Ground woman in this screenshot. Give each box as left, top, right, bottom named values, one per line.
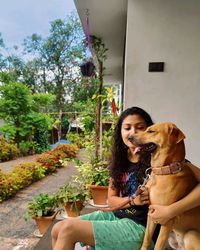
left=52, top=106, right=200, bottom=250
left=52, top=106, right=156, bottom=250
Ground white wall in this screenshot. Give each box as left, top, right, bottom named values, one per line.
left=124, top=0, right=200, bottom=165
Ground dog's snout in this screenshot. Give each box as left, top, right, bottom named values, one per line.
left=128, top=136, right=134, bottom=143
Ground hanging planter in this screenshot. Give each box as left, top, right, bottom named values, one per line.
left=80, top=61, right=95, bottom=77
left=80, top=9, right=95, bottom=77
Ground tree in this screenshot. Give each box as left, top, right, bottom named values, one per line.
left=23, top=12, right=85, bottom=111
left=0, top=82, right=32, bottom=145
left=0, top=33, right=7, bottom=71
left=0, top=81, right=54, bottom=151
left=90, top=36, right=108, bottom=158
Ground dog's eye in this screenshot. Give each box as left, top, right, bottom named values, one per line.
left=147, top=130, right=155, bottom=133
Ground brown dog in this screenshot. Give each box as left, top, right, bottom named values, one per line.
left=131, top=122, right=200, bottom=250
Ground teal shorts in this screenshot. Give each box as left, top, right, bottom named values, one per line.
left=80, top=210, right=154, bottom=250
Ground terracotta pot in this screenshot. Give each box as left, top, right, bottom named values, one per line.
left=33, top=211, right=58, bottom=235
left=65, top=201, right=84, bottom=217
left=90, top=185, right=108, bottom=205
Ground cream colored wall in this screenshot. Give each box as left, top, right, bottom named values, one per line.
left=124, top=0, right=200, bottom=165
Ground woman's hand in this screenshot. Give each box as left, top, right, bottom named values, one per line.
left=148, top=204, right=173, bottom=225
left=133, top=188, right=149, bottom=206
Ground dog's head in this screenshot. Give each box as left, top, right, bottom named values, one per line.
left=129, top=122, right=185, bottom=164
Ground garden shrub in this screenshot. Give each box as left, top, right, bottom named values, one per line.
left=20, top=112, right=52, bottom=154
left=12, top=162, right=46, bottom=182
left=36, top=144, right=78, bottom=173
left=32, top=113, right=52, bottom=153
left=0, top=162, right=46, bottom=201
left=0, top=170, right=8, bottom=202
left=0, top=142, right=79, bottom=202
left=36, top=152, right=60, bottom=173
left=66, top=132, right=89, bottom=148
left=10, top=163, right=45, bottom=190
left=54, top=144, right=79, bottom=158
left=0, top=136, right=20, bottom=162
left=19, top=141, right=38, bottom=156
left=49, top=149, right=67, bottom=164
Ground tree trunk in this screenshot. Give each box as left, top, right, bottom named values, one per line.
left=95, top=61, right=103, bottom=158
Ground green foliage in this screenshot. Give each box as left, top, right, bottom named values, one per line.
left=0, top=72, right=17, bottom=83
left=66, top=132, right=85, bottom=148
left=73, top=100, right=96, bottom=132
left=25, top=193, right=58, bottom=219
left=102, top=129, right=114, bottom=161
left=32, top=93, right=55, bottom=113
left=55, top=182, right=87, bottom=206
left=23, top=12, right=85, bottom=111
left=0, top=34, right=9, bottom=71
left=72, top=78, right=99, bottom=104
left=0, top=82, right=32, bottom=121
left=19, top=141, right=38, bottom=156
left=0, top=123, right=16, bottom=141
left=61, top=116, right=69, bottom=131
left=90, top=35, right=108, bottom=63
left=76, top=160, right=109, bottom=187
left=30, top=112, right=52, bottom=153
left=0, top=81, right=54, bottom=153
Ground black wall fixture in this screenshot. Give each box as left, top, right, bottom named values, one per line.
left=148, top=62, right=164, bottom=72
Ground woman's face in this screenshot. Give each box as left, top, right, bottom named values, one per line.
left=121, top=114, right=147, bottom=149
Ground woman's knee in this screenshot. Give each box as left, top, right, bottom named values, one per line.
left=51, top=220, right=66, bottom=238
left=57, top=219, right=78, bottom=239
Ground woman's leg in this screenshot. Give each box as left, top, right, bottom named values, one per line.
left=51, top=220, right=67, bottom=248
left=52, top=218, right=95, bottom=250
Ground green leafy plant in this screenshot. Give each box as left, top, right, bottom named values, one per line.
left=55, top=182, right=87, bottom=206
left=102, top=129, right=114, bottom=161
left=19, top=140, right=38, bottom=156
left=66, top=132, right=85, bottom=148
left=55, top=181, right=88, bottom=216
left=76, top=160, right=109, bottom=187
left=25, top=193, right=58, bottom=220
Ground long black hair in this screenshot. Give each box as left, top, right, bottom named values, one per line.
left=109, top=106, right=154, bottom=189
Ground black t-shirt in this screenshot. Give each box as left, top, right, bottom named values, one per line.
left=113, top=160, right=160, bottom=243
left=114, top=161, right=148, bottom=226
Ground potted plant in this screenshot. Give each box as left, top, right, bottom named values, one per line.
left=25, top=193, right=58, bottom=235
left=55, top=182, right=88, bottom=217
left=80, top=60, right=95, bottom=77
left=76, top=160, right=109, bottom=205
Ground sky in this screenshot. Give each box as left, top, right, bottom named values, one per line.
left=0, top=0, right=76, bottom=48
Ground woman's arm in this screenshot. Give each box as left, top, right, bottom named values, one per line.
left=107, top=178, right=149, bottom=208
left=148, top=162, right=200, bottom=225
left=107, top=178, right=130, bottom=208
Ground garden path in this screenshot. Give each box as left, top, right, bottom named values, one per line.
left=0, top=154, right=40, bottom=173
left=0, top=149, right=88, bottom=250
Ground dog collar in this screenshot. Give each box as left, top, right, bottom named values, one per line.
left=152, top=162, right=183, bottom=175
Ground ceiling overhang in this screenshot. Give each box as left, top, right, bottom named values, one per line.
left=74, top=0, right=127, bottom=85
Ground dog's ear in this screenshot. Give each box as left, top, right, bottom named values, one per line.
left=170, top=125, right=185, bottom=144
